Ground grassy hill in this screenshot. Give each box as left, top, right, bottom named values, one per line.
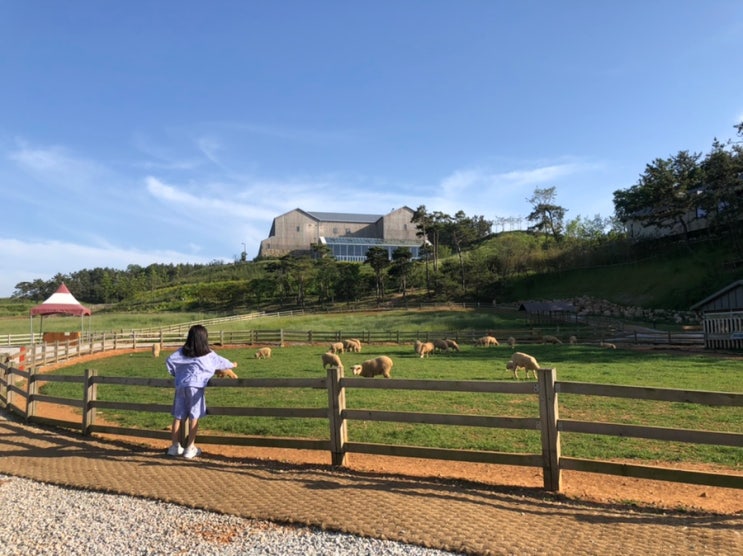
left=3, top=233, right=741, bottom=318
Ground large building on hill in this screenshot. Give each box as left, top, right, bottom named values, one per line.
left=258, top=207, right=423, bottom=261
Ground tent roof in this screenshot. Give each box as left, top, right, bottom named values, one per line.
left=30, top=283, right=91, bottom=317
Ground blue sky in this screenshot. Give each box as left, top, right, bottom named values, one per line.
left=1, top=1, right=742, bottom=298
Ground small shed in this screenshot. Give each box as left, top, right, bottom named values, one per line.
left=518, top=301, right=577, bottom=325
left=690, top=280, right=743, bottom=349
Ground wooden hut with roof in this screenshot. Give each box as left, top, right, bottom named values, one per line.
left=518, top=300, right=577, bottom=325
left=690, top=280, right=743, bottom=349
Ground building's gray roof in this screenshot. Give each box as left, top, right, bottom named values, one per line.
left=690, top=280, right=743, bottom=311
left=306, top=211, right=381, bottom=224
left=518, top=301, right=576, bottom=314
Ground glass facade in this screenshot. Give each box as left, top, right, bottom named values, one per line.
left=322, top=237, right=421, bottom=262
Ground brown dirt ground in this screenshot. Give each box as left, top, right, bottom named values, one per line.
left=28, top=348, right=743, bottom=516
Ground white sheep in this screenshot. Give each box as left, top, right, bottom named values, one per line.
left=506, top=352, right=540, bottom=380
left=352, top=355, right=393, bottom=378
left=542, top=335, right=563, bottom=345
left=418, top=342, right=435, bottom=358
left=445, top=339, right=460, bottom=352
left=321, top=351, right=343, bottom=370
left=476, top=335, right=499, bottom=347
left=151, top=343, right=162, bottom=358
left=507, top=336, right=516, bottom=349
left=600, top=341, right=616, bottom=349
left=215, top=361, right=239, bottom=379
left=329, top=342, right=345, bottom=354
left=343, top=338, right=362, bottom=353
left=255, top=347, right=272, bottom=359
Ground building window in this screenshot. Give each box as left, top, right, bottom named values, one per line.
left=296, top=226, right=300, bottom=232
left=333, top=227, right=338, bottom=235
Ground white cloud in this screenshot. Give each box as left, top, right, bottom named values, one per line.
left=8, top=142, right=105, bottom=190
left=431, top=160, right=597, bottom=219
left=145, top=176, right=259, bottom=219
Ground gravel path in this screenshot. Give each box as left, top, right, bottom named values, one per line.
left=0, top=474, right=459, bottom=555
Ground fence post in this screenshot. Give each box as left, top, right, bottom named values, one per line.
left=0, top=358, right=8, bottom=406
left=326, top=366, right=348, bottom=467
left=26, top=366, right=37, bottom=421
left=82, top=368, right=97, bottom=436
left=537, top=367, right=561, bottom=492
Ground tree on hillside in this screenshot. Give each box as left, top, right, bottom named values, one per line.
left=411, top=205, right=449, bottom=273
left=526, top=186, right=567, bottom=240
left=312, top=252, right=338, bottom=303
left=364, top=246, right=390, bottom=301
left=267, top=256, right=313, bottom=307
left=334, top=263, right=362, bottom=302
left=699, top=139, right=743, bottom=249
left=613, top=150, right=703, bottom=244
left=444, top=211, right=492, bottom=293
left=389, top=247, right=413, bottom=300
left=310, top=242, right=332, bottom=260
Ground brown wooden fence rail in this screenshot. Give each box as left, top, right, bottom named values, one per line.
left=1, top=362, right=740, bottom=494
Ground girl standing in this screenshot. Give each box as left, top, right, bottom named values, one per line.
left=166, top=324, right=237, bottom=458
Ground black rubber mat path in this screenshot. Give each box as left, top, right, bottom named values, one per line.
left=0, top=413, right=741, bottom=555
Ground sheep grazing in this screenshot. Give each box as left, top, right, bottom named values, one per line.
left=151, top=343, right=162, bottom=358
left=476, top=335, right=499, bottom=347
left=542, top=335, right=562, bottom=345
left=215, top=368, right=239, bottom=379
left=329, top=342, right=345, bottom=354
left=506, top=351, right=540, bottom=380
left=352, top=355, right=393, bottom=378
left=444, top=339, right=460, bottom=352
left=321, top=351, right=343, bottom=370
left=255, top=347, right=272, bottom=359
left=418, top=342, right=435, bottom=358
left=343, top=338, right=362, bottom=353
left=433, top=339, right=449, bottom=353
left=569, top=335, right=577, bottom=345
left=413, top=340, right=423, bottom=354
left=600, top=341, right=616, bottom=349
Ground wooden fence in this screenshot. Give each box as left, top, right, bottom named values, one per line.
left=1, top=361, right=740, bottom=494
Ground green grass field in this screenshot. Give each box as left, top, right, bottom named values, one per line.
left=37, top=341, right=743, bottom=469
left=2, top=306, right=533, bottom=335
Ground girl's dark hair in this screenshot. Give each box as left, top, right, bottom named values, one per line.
left=181, top=324, right=212, bottom=358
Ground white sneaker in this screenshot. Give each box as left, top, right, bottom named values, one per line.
left=167, top=443, right=184, bottom=457
left=183, top=445, right=201, bottom=459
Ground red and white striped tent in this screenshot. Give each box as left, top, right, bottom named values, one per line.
left=29, top=283, right=92, bottom=340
